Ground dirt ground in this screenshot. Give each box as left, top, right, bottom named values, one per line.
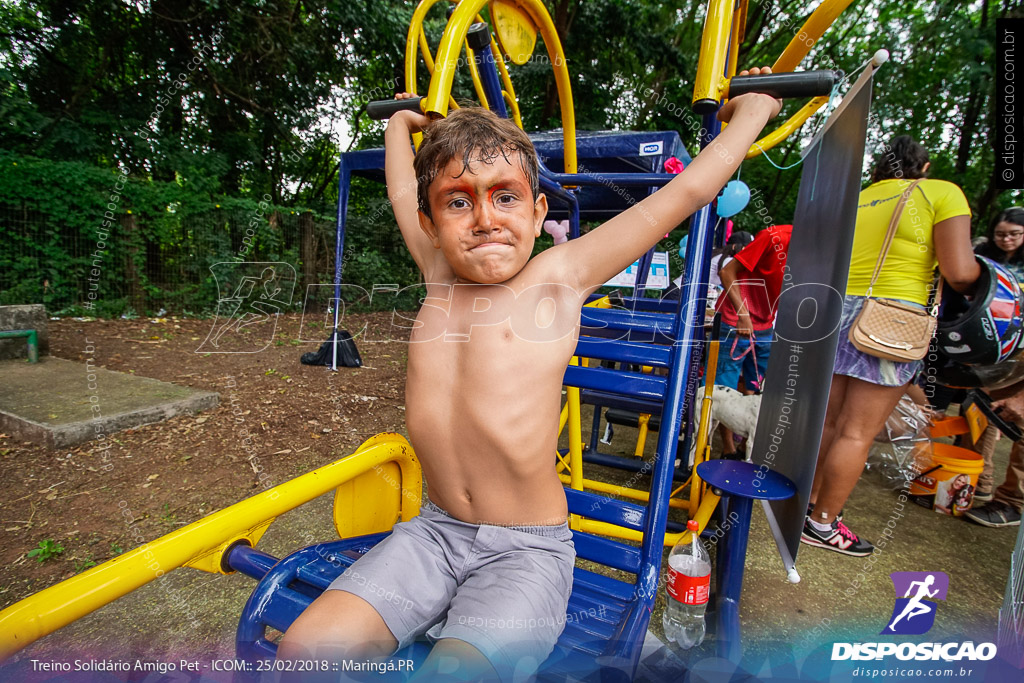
left=0, top=312, right=411, bottom=608
left=1, top=313, right=1019, bottom=676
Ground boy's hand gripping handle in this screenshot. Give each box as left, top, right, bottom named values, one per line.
left=366, top=96, right=425, bottom=120
left=725, top=70, right=841, bottom=100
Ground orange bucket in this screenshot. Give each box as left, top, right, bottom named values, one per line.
left=930, top=416, right=969, bottom=439
left=908, top=442, right=984, bottom=516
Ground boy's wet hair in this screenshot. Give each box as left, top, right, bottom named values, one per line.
left=414, top=107, right=539, bottom=218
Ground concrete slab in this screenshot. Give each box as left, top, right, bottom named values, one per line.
left=0, top=357, right=219, bottom=448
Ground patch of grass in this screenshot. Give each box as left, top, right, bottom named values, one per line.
left=27, top=539, right=64, bottom=563
left=159, top=503, right=178, bottom=528
left=74, top=555, right=97, bottom=572
left=110, top=542, right=124, bottom=555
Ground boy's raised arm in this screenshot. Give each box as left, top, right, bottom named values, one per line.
left=555, top=70, right=781, bottom=295
left=385, top=107, right=438, bottom=275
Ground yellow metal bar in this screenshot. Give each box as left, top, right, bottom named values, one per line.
left=634, top=414, right=650, bottom=457
left=567, top=356, right=584, bottom=529
left=575, top=490, right=720, bottom=546
left=557, top=400, right=569, bottom=436
left=727, top=3, right=741, bottom=79
left=559, top=474, right=688, bottom=510
left=0, top=435, right=420, bottom=661
left=772, top=0, right=856, bottom=73
left=492, top=38, right=523, bottom=128
left=745, top=96, right=828, bottom=159
left=692, top=0, right=734, bottom=108
left=555, top=449, right=571, bottom=475
left=465, top=36, right=490, bottom=106
left=405, top=0, right=447, bottom=96
left=690, top=330, right=722, bottom=516
left=404, top=1, right=458, bottom=148
left=424, top=0, right=576, bottom=171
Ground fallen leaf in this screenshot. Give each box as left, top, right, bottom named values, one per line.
left=147, top=474, right=159, bottom=481
left=271, top=449, right=292, bottom=455
left=195, top=416, right=208, bottom=424
left=142, top=482, right=152, bottom=488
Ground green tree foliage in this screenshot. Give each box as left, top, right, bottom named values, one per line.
left=2, top=0, right=1022, bottom=316
left=0, top=0, right=411, bottom=207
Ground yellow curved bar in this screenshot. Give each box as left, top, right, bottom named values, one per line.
left=493, top=38, right=523, bottom=128
left=405, top=0, right=448, bottom=97
left=727, top=1, right=743, bottom=80
left=693, top=0, right=851, bottom=157
left=772, top=0, right=856, bottom=73
left=0, top=435, right=420, bottom=661
left=745, top=95, right=829, bottom=159
left=465, top=37, right=491, bottom=107
left=504, top=90, right=523, bottom=129
left=692, top=0, right=734, bottom=108
left=424, top=0, right=577, bottom=172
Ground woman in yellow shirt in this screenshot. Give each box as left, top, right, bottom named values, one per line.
left=803, top=136, right=981, bottom=557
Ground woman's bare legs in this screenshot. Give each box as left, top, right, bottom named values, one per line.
left=810, top=376, right=908, bottom=524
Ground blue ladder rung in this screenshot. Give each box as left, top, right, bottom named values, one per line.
left=579, top=389, right=664, bottom=415
left=563, top=365, right=666, bottom=402
left=564, top=488, right=646, bottom=532
left=573, top=336, right=672, bottom=368
left=571, top=531, right=641, bottom=575
left=581, top=307, right=676, bottom=337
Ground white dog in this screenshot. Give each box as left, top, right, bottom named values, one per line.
left=685, top=384, right=763, bottom=465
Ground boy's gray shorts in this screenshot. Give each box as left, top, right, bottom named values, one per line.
left=327, top=499, right=576, bottom=679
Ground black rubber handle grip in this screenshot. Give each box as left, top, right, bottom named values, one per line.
left=726, top=70, right=841, bottom=99
left=366, top=96, right=424, bottom=120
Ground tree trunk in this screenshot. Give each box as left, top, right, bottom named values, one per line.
left=121, top=213, right=145, bottom=312
left=300, top=211, right=317, bottom=293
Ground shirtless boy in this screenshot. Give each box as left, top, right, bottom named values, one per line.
left=278, top=71, right=781, bottom=681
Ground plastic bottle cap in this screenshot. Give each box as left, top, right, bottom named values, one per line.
left=687, top=520, right=699, bottom=531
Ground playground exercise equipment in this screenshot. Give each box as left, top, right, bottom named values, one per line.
left=0, top=329, right=39, bottom=363
left=0, top=0, right=860, bottom=676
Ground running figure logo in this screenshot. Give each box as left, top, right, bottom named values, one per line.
left=882, top=571, right=949, bottom=635
left=197, top=262, right=295, bottom=354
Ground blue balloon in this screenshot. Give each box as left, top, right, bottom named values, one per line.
left=716, top=180, right=750, bottom=218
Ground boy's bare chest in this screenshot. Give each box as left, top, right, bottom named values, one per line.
left=408, top=283, right=581, bottom=384
left=411, top=283, right=581, bottom=346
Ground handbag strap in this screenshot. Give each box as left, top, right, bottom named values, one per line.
left=929, top=274, right=944, bottom=317
left=866, top=179, right=924, bottom=297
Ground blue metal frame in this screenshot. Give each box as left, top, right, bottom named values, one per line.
left=286, top=21, right=779, bottom=677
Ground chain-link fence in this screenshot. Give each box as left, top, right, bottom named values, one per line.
left=0, top=200, right=419, bottom=318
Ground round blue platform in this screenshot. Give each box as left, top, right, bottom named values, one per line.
left=696, top=459, right=796, bottom=500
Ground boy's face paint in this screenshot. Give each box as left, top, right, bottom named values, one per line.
left=419, top=152, right=547, bottom=284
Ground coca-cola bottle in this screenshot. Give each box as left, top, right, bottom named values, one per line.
left=662, top=519, right=711, bottom=648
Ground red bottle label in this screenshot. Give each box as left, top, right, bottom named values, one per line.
left=667, top=566, right=710, bottom=605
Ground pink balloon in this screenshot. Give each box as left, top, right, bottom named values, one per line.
left=543, top=220, right=570, bottom=245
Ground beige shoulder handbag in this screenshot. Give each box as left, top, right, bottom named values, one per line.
left=848, top=179, right=942, bottom=362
